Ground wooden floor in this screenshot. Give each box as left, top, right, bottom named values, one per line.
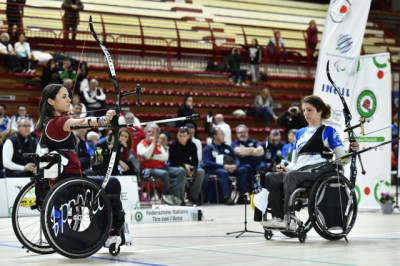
left=1, top=202, right=400, bottom=265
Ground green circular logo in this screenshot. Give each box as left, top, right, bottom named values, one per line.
left=374, top=180, right=391, bottom=202
left=354, top=185, right=361, bottom=204
left=357, top=90, right=377, bottom=118
left=135, top=211, right=143, bottom=222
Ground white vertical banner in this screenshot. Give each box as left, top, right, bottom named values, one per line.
left=351, top=53, right=391, bottom=208
left=314, top=0, right=372, bottom=136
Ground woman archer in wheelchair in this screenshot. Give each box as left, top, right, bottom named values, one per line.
left=259, top=95, right=359, bottom=233
left=29, top=83, right=131, bottom=257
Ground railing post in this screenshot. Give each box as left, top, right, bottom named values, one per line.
left=174, top=20, right=181, bottom=60
left=138, top=16, right=145, bottom=58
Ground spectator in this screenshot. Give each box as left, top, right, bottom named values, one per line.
left=119, top=111, right=140, bottom=126
left=159, top=130, right=172, bottom=153
left=73, top=128, right=90, bottom=170
left=58, top=59, right=76, bottom=82
left=240, top=38, right=262, bottom=85
left=254, top=88, right=277, bottom=130
left=277, top=102, right=308, bottom=142
left=63, top=78, right=73, bottom=91
left=137, top=123, right=185, bottom=206
left=231, top=124, right=264, bottom=203
left=86, top=130, right=99, bottom=156
left=83, top=78, right=106, bottom=116
left=307, top=20, right=318, bottom=56
left=169, top=126, right=205, bottom=205
left=62, top=0, right=84, bottom=40
left=203, top=127, right=248, bottom=205
left=261, top=129, right=285, bottom=172
left=185, top=123, right=202, bottom=163
left=96, top=133, right=123, bottom=176
left=228, top=47, right=247, bottom=86
left=8, top=104, right=35, bottom=133
left=118, top=128, right=137, bottom=175
left=69, top=94, right=87, bottom=118
left=40, top=58, right=60, bottom=88
left=70, top=104, right=82, bottom=119
left=6, top=0, right=25, bottom=40
left=0, top=32, right=20, bottom=72
left=75, top=61, right=88, bottom=99
left=177, top=96, right=198, bottom=133
left=0, top=103, right=11, bottom=137
left=0, top=129, right=17, bottom=178
left=14, top=32, right=36, bottom=73
left=267, top=31, right=287, bottom=55
left=213, top=114, right=232, bottom=145
left=281, top=129, right=297, bottom=164
left=3, top=118, right=38, bottom=177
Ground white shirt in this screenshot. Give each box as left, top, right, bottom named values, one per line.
left=7, top=115, right=35, bottom=133
left=137, top=140, right=168, bottom=162
left=83, top=87, right=106, bottom=108
left=0, top=42, right=13, bottom=54
left=191, top=137, right=202, bottom=163
left=14, top=41, right=31, bottom=57
left=2, top=138, right=39, bottom=171
left=215, top=122, right=232, bottom=145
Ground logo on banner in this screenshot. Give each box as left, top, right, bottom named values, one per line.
left=357, top=89, right=377, bottom=118
left=336, top=34, right=353, bottom=53
left=329, top=0, right=352, bottom=23
left=134, top=211, right=143, bottom=222
left=372, top=56, right=391, bottom=79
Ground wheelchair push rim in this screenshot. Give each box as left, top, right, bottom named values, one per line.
left=309, top=173, right=358, bottom=241
left=12, top=181, right=55, bottom=254
left=41, top=177, right=113, bottom=259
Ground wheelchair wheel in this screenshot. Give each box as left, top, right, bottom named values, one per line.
left=308, top=172, right=358, bottom=241
left=41, top=177, right=113, bottom=259
left=12, top=181, right=55, bottom=254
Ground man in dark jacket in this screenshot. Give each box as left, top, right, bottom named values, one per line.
left=277, top=102, right=308, bottom=142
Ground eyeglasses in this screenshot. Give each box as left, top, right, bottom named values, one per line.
left=237, top=131, right=247, bottom=134
left=125, top=117, right=134, bottom=120
left=19, top=124, right=31, bottom=128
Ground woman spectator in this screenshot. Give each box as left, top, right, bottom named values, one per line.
left=0, top=32, right=20, bottom=72
left=14, top=33, right=37, bottom=73
left=240, top=38, right=262, bottom=85
left=254, top=88, right=277, bottom=130
left=307, top=20, right=318, bottom=56
left=158, top=130, right=172, bottom=153
left=177, top=96, right=197, bottom=135
left=0, top=129, right=17, bottom=178
left=40, top=59, right=60, bottom=88
left=75, top=61, right=89, bottom=100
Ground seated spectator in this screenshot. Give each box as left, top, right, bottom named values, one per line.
left=14, top=33, right=37, bottom=74
left=0, top=103, right=11, bottom=137
left=119, top=111, right=140, bottom=126
left=261, top=129, right=285, bottom=172
left=213, top=114, right=232, bottom=145
left=159, top=130, right=172, bottom=153
left=202, top=127, right=248, bottom=205
left=177, top=96, right=197, bottom=134
left=240, top=38, right=262, bottom=85
left=118, top=128, right=137, bottom=176
left=76, top=61, right=89, bottom=99
left=86, top=130, right=99, bottom=156
left=281, top=129, right=297, bottom=164
left=185, top=123, right=202, bottom=163
left=277, top=102, right=308, bottom=142
left=69, top=94, right=87, bottom=118
left=228, top=47, right=247, bottom=86
left=0, top=32, right=20, bottom=72
left=2, top=118, right=38, bottom=177
left=0, top=129, right=17, bottom=178
left=83, top=78, right=106, bottom=116
left=231, top=123, right=265, bottom=174
left=70, top=104, right=82, bottom=119
left=231, top=124, right=264, bottom=203
left=254, top=88, right=277, bottom=130
left=63, top=78, right=73, bottom=91
left=137, top=123, right=185, bottom=205
left=267, top=31, right=287, bottom=55
left=40, top=58, right=60, bottom=88
left=96, top=133, right=125, bottom=176
left=8, top=104, right=35, bottom=133
left=73, top=128, right=90, bottom=170
left=58, top=58, right=76, bottom=82
left=169, top=126, right=205, bottom=205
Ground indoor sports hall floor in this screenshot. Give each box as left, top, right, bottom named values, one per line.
left=1, top=204, right=399, bottom=266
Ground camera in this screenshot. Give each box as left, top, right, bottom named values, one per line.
left=289, top=107, right=297, bottom=113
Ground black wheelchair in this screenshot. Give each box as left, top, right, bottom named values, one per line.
left=12, top=153, right=129, bottom=258
left=258, top=164, right=358, bottom=243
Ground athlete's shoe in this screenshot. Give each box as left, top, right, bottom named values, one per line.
left=260, top=217, right=276, bottom=228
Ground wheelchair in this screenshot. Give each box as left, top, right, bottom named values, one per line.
left=12, top=153, right=130, bottom=258
left=260, top=164, right=358, bottom=243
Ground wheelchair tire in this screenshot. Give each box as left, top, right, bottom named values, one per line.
left=308, top=172, right=358, bottom=241
left=41, top=177, right=113, bottom=259
left=12, top=181, right=55, bottom=254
